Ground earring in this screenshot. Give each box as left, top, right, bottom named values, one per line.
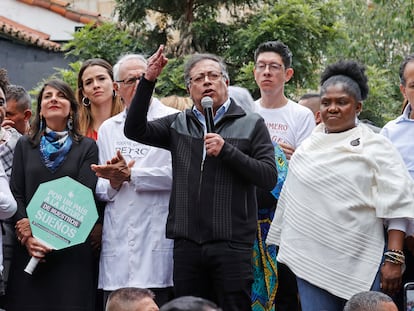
left=39, top=115, right=44, bottom=131
left=113, top=90, right=116, bottom=98
left=67, top=115, right=73, bottom=131
left=82, top=97, right=90, bottom=107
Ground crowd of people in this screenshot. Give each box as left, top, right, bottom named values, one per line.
left=0, top=40, right=413, bottom=311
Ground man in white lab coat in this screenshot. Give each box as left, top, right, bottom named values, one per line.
left=91, top=54, right=179, bottom=308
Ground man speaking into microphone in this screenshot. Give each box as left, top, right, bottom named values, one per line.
left=124, top=46, right=277, bottom=311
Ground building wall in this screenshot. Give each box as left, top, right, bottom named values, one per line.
left=0, top=38, right=73, bottom=91
left=68, top=0, right=117, bottom=19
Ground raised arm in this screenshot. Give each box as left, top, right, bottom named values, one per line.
left=124, top=45, right=168, bottom=142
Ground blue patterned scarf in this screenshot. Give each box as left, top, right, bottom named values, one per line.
left=40, top=128, right=72, bottom=173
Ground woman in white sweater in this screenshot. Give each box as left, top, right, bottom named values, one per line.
left=267, top=60, right=414, bottom=311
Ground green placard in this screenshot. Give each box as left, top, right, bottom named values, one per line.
left=26, top=176, right=98, bottom=250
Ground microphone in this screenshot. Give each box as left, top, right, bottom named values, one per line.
left=201, top=96, right=215, bottom=133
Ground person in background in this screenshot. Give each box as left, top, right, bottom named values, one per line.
left=0, top=71, right=21, bottom=309
left=124, top=45, right=277, bottom=311
left=77, top=58, right=123, bottom=310
left=105, top=287, right=159, bottom=311
left=6, top=79, right=98, bottom=311
left=343, top=291, right=397, bottom=311
left=252, top=40, right=315, bottom=311
left=160, top=95, right=193, bottom=111
left=0, top=161, right=17, bottom=305
left=3, top=85, right=32, bottom=135
left=0, top=70, right=21, bottom=179
left=380, top=53, right=414, bottom=309
left=298, top=92, right=321, bottom=125
left=228, top=85, right=255, bottom=114
left=91, top=54, right=177, bottom=308
left=77, top=58, right=124, bottom=140
left=160, top=296, right=221, bottom=311
left=0, top=68, right=18, bottom=310
left=253, top=40, right=315, bottom=160
left=267, top=60, right=414, bottom=311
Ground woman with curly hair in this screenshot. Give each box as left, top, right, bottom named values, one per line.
left=267, top=60, right=414, bottom=311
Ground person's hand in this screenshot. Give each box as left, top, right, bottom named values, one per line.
left=15, top=218, right=51, bottom=258
left=24, top=236, right=52, bottom=259
left=1, top=119, right=14, bottom=129
left=89, top=223, right=102, bottom=257
left=205, top=133, right=224, bottom=157
left=91, top=150, right=135, bottom=190
left=145, top=45, right=168, bottom=81
left=380, top=261, right=403, bottom=296
left=15, top=218, right=32, bottom=245
left=278, top=142, right=295, bottom=160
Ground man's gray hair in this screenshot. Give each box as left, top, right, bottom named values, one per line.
left=6, top=85, right=31, bottom=110
left=343, top=291, right=394, bottom=311
left=183, top=53, right=229, bottom=87
left=113, top=54, right=147, bottom=81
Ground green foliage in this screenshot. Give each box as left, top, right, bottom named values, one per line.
left=362, top=65, right=398, bottom=126
left=114, top=0, right=259, bottom=56
left=62, top=23, right=146, bottom=64
left=56, top=62, right=83, bottom=91
left=28, top=0, right=414, bottom=124
left=325, top=0, right=414, bottom=125
left=226, top=0, right=342, bottom=98
left=155, top=57, right=187, bottom=97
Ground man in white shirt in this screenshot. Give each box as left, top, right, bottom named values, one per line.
left=91, top=54, right=179, bottom=308
left=252, top=41, right=315, bottom=311
left=253, top=41, right=315, bottom=160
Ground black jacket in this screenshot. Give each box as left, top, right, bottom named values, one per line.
left=125, top=78, right=277, bottom=245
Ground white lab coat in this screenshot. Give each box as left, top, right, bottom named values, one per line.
left=96, top=99, right=178, bottom=290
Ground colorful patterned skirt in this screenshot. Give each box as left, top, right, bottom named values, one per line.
left=252, top=208, right=278, bottom=311
left=251, top=143, right=288, bottom=311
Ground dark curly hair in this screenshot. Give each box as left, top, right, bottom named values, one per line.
left=320, top=60, right=368, bottom=101
left=0, top=68, right=10, bottom=95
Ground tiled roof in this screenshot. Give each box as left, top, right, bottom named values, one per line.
left=17, top=0, right=109, bottom=25
left=0, top=15, right=61, bottom=51
left=0, top=0, right=110, bottom=51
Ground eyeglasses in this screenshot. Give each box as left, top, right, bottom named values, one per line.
left=116, top=75, right=142, bottom=86
left=254, top=62, right=284, bottom=73
left=189, top=71, right=223, bottom=85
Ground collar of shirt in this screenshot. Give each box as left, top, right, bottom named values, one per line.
left=396, top=103, right=414, bottom=123
left=192, top=98, right=231, bottom=132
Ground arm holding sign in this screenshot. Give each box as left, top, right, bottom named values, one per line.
left=10, top=141, right=52, bottom=258
left=15, top=218, right=51, bottom=258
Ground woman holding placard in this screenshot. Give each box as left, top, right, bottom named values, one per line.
left=6, top=79, right=98, bottom=311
